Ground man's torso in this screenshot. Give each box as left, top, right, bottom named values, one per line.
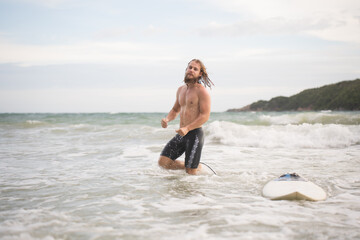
left=178, top=84, right=202, bottom=128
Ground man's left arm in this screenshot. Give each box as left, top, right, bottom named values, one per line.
left=176, top=88, right=211, bottom=136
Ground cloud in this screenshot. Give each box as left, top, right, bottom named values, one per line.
left=306, top=16, right=360, bottom=43
left=206, top=0, right=359, bottom=18
left=0, top=35, right=282, bottom=67
left=0, top=38, right=181, bottom=67
left=10, top=0, right=74, bottom=8
left=93, top=27, right=134, bottom=40
left=0, top=88, right=175, bottom=112
left=198, top=17, right=331, bottom=37
left=144, top=25, right=164, bottom=35
left=200, top=0, right=360, bottom=43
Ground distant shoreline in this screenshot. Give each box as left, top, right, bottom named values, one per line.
left=227, top=79, right=360, bottom=112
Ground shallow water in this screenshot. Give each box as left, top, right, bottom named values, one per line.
left=0, top=112, right=359, bottom=239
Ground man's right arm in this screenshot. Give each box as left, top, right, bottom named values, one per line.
left=161, top=87, right=181, bottom=128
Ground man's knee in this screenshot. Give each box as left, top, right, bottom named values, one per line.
left=158, top=156, right=172, bottom=169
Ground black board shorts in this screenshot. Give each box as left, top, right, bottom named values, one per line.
left=160, top=128, right=204, bottom=169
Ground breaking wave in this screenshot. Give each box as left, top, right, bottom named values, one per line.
left=205, top=121, right=360, bottom=149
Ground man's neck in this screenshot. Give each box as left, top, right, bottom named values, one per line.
left=186, top=82, right=200, bottom=89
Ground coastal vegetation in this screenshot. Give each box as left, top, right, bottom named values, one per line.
left=227, top=79, right=360, bottom=112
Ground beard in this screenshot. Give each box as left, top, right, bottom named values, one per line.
left=184, top=73, right=199, bottom=84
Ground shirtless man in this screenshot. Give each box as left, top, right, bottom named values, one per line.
left=158, top=59, right=214, bottom=175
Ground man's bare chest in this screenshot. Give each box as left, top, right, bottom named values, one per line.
left=179, top=88, right=199, bottom=108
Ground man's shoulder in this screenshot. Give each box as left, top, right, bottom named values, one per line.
left=197, top=84, right=210, bottom=95
left=177, top=85, right=187, bottom=92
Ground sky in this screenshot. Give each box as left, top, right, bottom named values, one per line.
left=0, top=0, right=359, bottom=112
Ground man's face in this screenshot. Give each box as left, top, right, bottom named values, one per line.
left=184, top=61, right=202, bottom=84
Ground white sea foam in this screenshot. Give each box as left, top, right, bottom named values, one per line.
left=205, top=121, right=360, bottom=149
left=257, top=112, right=360, bottom=125
left=1, top=112, right=359, bottom=240
left=25, top=120, right=44, bottom=125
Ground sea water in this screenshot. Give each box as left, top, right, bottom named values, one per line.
left=0, top=111, right=359, bottom=240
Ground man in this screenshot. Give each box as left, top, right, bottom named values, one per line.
left=158, top=59, right=214, bottom=175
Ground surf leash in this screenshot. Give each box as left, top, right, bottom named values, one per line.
left=200, top=162, right=217, bottom=175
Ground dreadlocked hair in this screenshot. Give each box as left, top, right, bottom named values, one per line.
left=189, top=59, right=214, bottom=89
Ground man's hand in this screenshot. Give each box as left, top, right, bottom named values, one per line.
left=161, top=118, right=169, bottom=128
left=176, top=127, right=189, bottom=136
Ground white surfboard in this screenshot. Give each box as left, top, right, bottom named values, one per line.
left=262, top=173, right=327, bottom=201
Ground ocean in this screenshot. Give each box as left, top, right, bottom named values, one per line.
left=0, top=111, right=359, bottom=240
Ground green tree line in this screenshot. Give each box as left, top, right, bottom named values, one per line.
left=228, top=79, right=360, bottom=112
